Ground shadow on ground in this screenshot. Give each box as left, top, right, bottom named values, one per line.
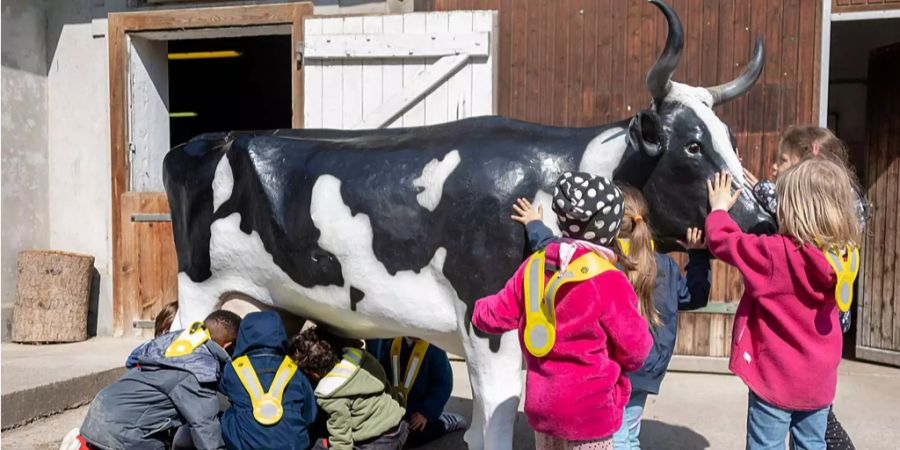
left=640, top=420, right=711, bottom=449
left=422, top=397, right=709, bottom=450
left=422, top=396, right=535, bottom=450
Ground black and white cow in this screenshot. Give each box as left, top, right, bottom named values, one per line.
left=163, top=1, right=772, bottom=448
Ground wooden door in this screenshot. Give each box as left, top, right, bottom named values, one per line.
left=302, top=11, right=498, bottom=129
left=857, top=43, right=900, bottom=367
left=109, top=3, right=314, bottom=336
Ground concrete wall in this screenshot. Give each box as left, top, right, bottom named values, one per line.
left=44, top=0, right=116, bottom=336
left=1, top=0, right=50, bottom=340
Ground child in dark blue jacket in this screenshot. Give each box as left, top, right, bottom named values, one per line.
left=511, top=186, right=711, bottom=450
left=219, top=311, right=317, bottom=450
left=367, top=338, right=466, bottom=447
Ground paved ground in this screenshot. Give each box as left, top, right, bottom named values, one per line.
left=1, top=337, right=145, bottom=395
left=4, top=357, right=898, bottom=449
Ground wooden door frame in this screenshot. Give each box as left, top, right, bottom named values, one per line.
left=108, top=2, right=313, bottom=333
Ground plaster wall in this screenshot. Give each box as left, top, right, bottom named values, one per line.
left=1, top=0, right=50, bottom=340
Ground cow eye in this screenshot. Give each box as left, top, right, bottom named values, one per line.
left=685, top=142, right=702, bottom=155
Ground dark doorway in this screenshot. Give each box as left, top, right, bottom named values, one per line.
left=168, top=35, right=292, bottom=147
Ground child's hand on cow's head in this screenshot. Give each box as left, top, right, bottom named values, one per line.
left=742, top=167, right=759, bottom=189
left=677, top=227, right=707, bottom=250
left=707, top=171, right=742, bottom=212
left=511, top=198, right=543, bottom=225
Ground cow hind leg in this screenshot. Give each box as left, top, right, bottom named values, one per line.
left=462, top=328, right=523, bottom=450
left=172, top=274, right=221, bottom=330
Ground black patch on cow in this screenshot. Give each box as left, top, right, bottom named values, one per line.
left=350, top=286, right=365, bottom=311
left=163, top=135, right=229, bottom=281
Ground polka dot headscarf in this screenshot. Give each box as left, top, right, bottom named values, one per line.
left=552, top=171, right=625, bottom=245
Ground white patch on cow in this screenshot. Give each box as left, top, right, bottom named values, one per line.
left=310, top=175, right=462, bottom=349
left=532, top=190, right=562, bottom=236
left=414, top=150, right=461, bottom=212
left=665, top=83, right=746, bottom=187
left=176, top=182, right=463, bottom=353
left=579, top=127, right=628, bottom=178
left=212, top=156, right=234, bottom=213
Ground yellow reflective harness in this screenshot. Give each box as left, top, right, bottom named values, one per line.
left=389, top=338, right=430, bottom=403
left=164, top=321, right=210, bottom=358
left=321, top=347, right=364, bottom=382
left=821, top=245, right=860, bottom=313
left=232, top=355, right=298, bottom=426
left=617, top=238, right=655, bottom=257
left=523, top=249, right=618, bottom=357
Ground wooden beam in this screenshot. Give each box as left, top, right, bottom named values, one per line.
left=303, top=32, right=491, bottom=59
left=354, top=53, right=470, bottom=129
left=856, top=346, right=900, bottom=367
left=668, top=355, right=731, bottom=374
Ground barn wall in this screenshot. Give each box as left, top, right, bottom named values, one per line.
left=416, top=0, right=824, bottom=356
left=833, top=0, right=900, bottom=14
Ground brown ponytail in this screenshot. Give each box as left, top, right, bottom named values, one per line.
left=616, top=185, right=661, bottom=327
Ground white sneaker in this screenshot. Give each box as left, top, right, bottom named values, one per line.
left=439, top=412, right=468, bottom=432
left=59, top=428, right=81, bottom=450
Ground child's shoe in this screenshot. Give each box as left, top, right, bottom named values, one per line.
left=439, top=412, right=468, bottom=432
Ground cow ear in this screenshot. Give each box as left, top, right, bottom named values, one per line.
left=628, top=111, right=664, bottom=157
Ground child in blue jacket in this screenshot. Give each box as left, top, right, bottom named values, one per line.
left=367, top=338, right=466, bottom=447
left=511, top=187, right=711, bottom=450
left=219, top=311, right=317, bottom=450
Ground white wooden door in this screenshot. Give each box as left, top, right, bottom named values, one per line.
left=302, top=11, right=498, bottom=130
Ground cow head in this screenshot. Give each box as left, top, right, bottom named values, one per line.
left=624, top=0, right=775, bottom=245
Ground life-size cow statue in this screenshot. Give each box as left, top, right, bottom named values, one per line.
left=164, top=1, right=772, bottom=448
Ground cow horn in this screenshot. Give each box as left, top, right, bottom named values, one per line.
left=646, top=0, right=684, bottom=102
left=707, top=38, right=765, bottom=105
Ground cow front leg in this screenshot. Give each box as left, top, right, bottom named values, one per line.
left=462, top=328, right=523, bottom=450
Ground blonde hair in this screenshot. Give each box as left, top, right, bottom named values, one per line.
left=776, top=158, right=860, bottom=249
left=615, top=185, right=661, bottom=327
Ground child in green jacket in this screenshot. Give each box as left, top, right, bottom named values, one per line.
left=291, top=326, right=407, bottom=450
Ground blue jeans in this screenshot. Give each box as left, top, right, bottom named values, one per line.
left=612, top=391, right=648, bottom=450
left=747, top=391, right=829, bottom=450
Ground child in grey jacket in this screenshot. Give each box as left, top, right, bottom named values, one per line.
left=77, top=310, right=241, bottom=450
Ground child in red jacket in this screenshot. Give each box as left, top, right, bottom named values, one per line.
left=705, top=163, right=860, bottom=450
left=472, top=172, right=652, bottom=450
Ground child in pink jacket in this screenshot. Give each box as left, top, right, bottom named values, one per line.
left=705, top=164, right=860, bottom=450
left=472, top=172, right=652, bottom=450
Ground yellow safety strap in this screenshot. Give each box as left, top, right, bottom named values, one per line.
left=232, top=355, right=298, bottom=426
left=322, top=348, right=364, bottom=380
left=164, top=321, right=210, bottom=358
left=523, top=250, right=617, bottom=357
left=617, top=238, right=655, bottom=257
left=821, top=245, right=860, bottom=313
left=390, top=338, right=430, bottom=403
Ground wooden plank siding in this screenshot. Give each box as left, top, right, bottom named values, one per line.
left=833, top=0, right=900, bottom=14
left=416, top=0, right=823, bottom=357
